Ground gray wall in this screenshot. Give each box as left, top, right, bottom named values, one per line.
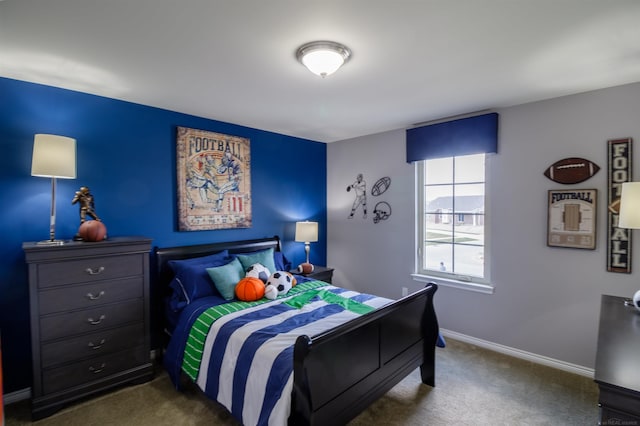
left=327, top=81, right=640, bottom=370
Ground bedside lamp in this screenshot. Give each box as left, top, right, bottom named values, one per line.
left=31, top=134, right=77, bottom=245
left=295, top=221, right=318, bottom=273
left=617, top=182, right=640, bottom=312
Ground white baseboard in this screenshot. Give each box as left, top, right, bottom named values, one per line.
left=4, top=387, right=31, bottom=404
left=440, top=329, right=595, bottom=378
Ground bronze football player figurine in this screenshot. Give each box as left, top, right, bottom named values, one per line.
left=72, top=186, right=101, bottom=224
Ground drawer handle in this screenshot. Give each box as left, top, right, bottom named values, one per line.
left=88, top=339, right=106, bottom=350
left=89, top=363, right=106, bottom=374
left=85, top=266, right=105, bottom=275
left=87, top=314, right=106, bottom=325
left=86, top=291, right=105, bottom=300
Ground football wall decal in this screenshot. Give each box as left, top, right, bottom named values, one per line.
left=543, top=157, right=600, bottom=184
left=371, top=176, right=391, bottom=196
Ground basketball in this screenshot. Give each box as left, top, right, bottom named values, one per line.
left=78, top=220, right=107, bottom=242
left=235, top=277, right=265, bottom=301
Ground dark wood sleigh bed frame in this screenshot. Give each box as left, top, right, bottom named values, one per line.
left=154, top=236, right=439, bottom=425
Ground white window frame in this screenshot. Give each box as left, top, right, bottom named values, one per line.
left=412, top=154, right=494, bottom=294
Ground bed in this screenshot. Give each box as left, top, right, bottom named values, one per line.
left=154, top=236, right=439, bottom=425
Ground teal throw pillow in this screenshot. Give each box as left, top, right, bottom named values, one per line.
left=206, top=257, right=244, bottom=300
left=236, top=248, right=276, bottom=274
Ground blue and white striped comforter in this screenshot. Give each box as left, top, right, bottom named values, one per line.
left=164, top=281, right=391, bottom=426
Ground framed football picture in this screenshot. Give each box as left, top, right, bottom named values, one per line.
left=547, top=189, right=597, bottom=249
left=176, top=126, right=252, bottom=231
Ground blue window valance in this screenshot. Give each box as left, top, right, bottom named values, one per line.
left=406, top=112, right=499, bottom=163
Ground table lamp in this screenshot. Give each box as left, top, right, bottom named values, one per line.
left=31, top=134, right=77, bottom=245
left=617, top=182, right=640, bottom=312
left=295, top=221, right=318, bottom=273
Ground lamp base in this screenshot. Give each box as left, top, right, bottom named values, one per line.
left=36, top=239, right=66, bottom=246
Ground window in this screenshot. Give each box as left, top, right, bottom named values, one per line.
left=415, top=153, right=492, bottom=292
left=406, top=112, right=497, bottom=293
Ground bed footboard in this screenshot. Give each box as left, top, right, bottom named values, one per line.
left=290, top=283, right=438, bottom=425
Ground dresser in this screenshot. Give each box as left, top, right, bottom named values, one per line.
left=594, top=294, right=640, bottom=423
left=23, top=237, right=154, bottom=419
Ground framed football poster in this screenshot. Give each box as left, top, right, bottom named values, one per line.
left=176, top=126, right=251, bottom=231
left=547, top=189, right=597, bottom=249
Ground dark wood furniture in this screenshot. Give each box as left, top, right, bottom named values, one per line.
left=24, top=237, right=154, bottom=420
left=291, top=265, right=334, bottom=283
left=594, top=294, right=640, bottom=423
left=154, top=236, right=439, bottom=426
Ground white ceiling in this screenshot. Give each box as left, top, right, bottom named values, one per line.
left=2, top=1, right=640, bottom=143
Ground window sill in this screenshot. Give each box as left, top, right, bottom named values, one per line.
left=411, top=274, right=495, bottom=294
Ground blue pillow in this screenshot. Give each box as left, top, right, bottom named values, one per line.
left=168, top=250, right=230, bottom=304
left=168, top=280, right=189, bottom=311
left=206, top=257, right=245, bottom=300
left=274, top=251, right=292, bottom=272
left=236, top=248, right=277, bottom=273
left=168, top=250, right=230, bottom=269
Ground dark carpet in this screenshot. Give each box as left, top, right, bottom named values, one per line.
left=5, top=338, right=599, bottom=425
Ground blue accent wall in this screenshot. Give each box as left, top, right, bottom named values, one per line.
left=0, top=77, right=327, bottom=393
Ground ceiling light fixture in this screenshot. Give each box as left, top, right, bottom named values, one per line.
left=296, top=41, right=351, bottom=78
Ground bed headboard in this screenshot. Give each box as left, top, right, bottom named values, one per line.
left=150, top=236, right=281, bottom=350
left=153, top=236, right=282, bottom=291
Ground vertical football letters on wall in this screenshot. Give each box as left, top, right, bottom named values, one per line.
left=547, top=189, right=597, bottom=249
left=607, top=138, right=633, bottom=273
left=176, top=126, right=252, bottom=231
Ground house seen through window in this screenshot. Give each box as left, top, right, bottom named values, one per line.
left=417, top=153, right=487, bottom=283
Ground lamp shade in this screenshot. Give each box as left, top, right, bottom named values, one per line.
left=618, top=182, right=640, bottom=229
left=295, top=221, right=318, bottom=243
left=31, top=134, right=77, bottom=179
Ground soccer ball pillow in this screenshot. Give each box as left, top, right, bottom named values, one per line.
left=245, top=263, right=270, bottom=284
left=633, top=289, right=640, bottom=312
left=264, top=271, right=295, bottom=300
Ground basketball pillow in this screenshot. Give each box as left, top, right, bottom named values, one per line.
left=78, top=220, right=107, bottom=242
left=235, top=277, right=265, bottom=302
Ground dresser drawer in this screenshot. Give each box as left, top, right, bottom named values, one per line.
left=39, top=277, right=143, bottom=315
left=41, top=323, right=144, bottom=368
left=40, top=299, right=143, bottom=341
left=42, top=346, right=147, bottom=394
left=37, top=254, right=143, bottom=289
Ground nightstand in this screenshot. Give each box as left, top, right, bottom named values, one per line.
left=23, top=237, right=154, bottom=419
left=292, top=265, right=334, bottom=283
